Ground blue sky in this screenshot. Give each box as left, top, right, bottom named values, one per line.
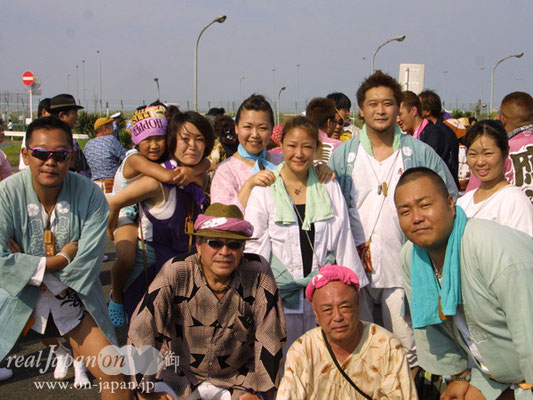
left=1, top=0, right=531, bottom=113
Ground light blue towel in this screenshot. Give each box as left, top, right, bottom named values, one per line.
left=410, top=206, right=467, bottom=329
left=237, top=144, right=276, bottom=174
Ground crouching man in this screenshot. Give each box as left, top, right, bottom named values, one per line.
left=129, top=203, right=286, bottom=400
left=277, top=264, right=417, bottom=399
left=395, top=167, right=533, bottom=400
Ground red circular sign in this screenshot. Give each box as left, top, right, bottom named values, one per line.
left=22, top=70, right=34, bottom=86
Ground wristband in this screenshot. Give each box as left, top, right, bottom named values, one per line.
left=57, top=252, right=71, bottom=265
left=449, top=371, right=471, bottom=382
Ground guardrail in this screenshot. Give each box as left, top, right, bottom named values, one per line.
left=4, top=131, right=89, bottom=140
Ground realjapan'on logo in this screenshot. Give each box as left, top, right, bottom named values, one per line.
left=5, top=344, right=177, bottom=376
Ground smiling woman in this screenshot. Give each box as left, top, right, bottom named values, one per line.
left=245, top=116, right=367, bottom=348
left=108, top=110, right=214, bottom=323
left=210, top=94, right=283, bottom=212
left=457, top=120, right=533, bottom=236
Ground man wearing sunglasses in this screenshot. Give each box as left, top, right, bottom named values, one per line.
left=129, top=203, right=286, bottom=400
left=0, top=117, right=132, bottom=398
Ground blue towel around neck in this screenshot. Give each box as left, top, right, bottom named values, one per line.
left=237, top=144, right=276, bottom=174
left=410, top=206, right=467, bottom=329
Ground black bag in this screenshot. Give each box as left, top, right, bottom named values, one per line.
left=414, top=368, right=447, bottom=400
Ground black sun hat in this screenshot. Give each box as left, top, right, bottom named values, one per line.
left=49, top=94, right=84, bottom=112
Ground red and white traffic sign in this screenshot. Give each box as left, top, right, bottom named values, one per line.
left=22, top=71, right=34, bottom=86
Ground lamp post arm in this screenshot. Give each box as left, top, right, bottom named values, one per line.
left=490, top=53, right=523, bottom=112
left=371, top=35, right=405, bottom=74
left=194, top=20, right=216, bottom=112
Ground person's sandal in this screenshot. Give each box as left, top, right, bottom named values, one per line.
left=108, top=296, right=126, bottom=327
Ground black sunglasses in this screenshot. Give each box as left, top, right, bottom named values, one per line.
left=206, top=239, right=244, bottom=250
left=28, top=146, right=73, bottom=162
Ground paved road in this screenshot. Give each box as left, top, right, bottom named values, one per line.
left=0, top=240, right=127, bottom=399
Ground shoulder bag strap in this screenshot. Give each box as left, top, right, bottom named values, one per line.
left=321, top=329, right=373, bottom=400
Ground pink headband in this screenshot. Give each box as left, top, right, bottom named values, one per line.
left=194, top=215, right=254, bottom=237
left=131, top=106, right=168, bottom=145
left=305, top=264, right=360, bottom=303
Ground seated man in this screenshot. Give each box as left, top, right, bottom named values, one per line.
left=395, top=167, right=533, bottom=400
left=129, top=203, right=286, bottom=400
left=84, top=116, right=127, bottom=194
left=277, top=264, right=416, bottom=400
left=0, top=117, right=130, bottom=399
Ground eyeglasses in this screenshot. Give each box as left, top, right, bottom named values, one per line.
left=334, top=118, right=344, bottom=126
left=206, top=239, right=244, bottom=250
left=27, top=146, right=73, bottom=162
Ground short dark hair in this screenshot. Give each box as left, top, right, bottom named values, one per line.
left=401, top=91, right=422, bottom=117
left=26, top=117, right=73, bottom=148
left=206, top=107, right=225, bottom=116
left=235, top=94, right=274, bottom=128
left=306, top=97, right=336, bottom=130
left=214, top=115, right=235, bottom=140
left=419, top=90, right=442, bottom=119
left=500, top=91, right=533, bottom=124
left=167, top=111, right=215, bottom=160
left=356, top=70, right=402, bottom=108
left=395, top=167, right=449, bottom=202
left=463, top=119, right=509, bottom=157
left=326, top=92, right=351, bottom=110
left=38, top=98, right=51, bottom=118
left=149, top=100, right=167, bottom=108
left=282, top=116, right=320, bottom=146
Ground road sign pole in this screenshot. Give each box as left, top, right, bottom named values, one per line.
left=29, top=88, right=33, bottom=123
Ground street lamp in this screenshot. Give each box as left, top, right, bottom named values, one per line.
left=370, top=35, right=406, bottom=74
left=272, top=68, right=276, bottom=106
left=66, top=73, right=70, bottom=92
left=194, top=14, right=227, bottom=112
left=82, top=60, right=86, bottom=109
left=490, top=52, right=524, bottom=113
left=442, top=71, right=448, bottom=107
left=154, top=78, right=160, bottom=100
left=277, top=86, right=286, bottom=125
left=75, top=65, right=79, bottom=103
left=97, top=50, right=102, bottom=114
left=296, top=64, right=301, bottom=113
left=239, top=76, right=245, bottom=103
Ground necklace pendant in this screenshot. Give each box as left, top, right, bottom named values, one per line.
left=382, top=182, right=388, bottom=196
left=44, top=229, right=55, bottom=256
left=377, top=184, right=382, bottom=195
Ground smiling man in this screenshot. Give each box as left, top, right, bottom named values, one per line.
left=128, top=203, right=286, bottom=400
left=395, top=167, right=533, bottom=400
left=329, top=71, right=458, bottom=371
left=277, top=264, right=416, bottom=400
left=0, top=117, right=131, bottom=398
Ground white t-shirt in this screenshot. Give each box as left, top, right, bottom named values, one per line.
left=350, top=145, right=405, bottom=288
left=457, top=184, right=533, bottom=237
left=139, top=183, right=179, bottom=242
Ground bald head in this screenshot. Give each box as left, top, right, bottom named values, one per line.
left=500, top=92, right=533, bottom=132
